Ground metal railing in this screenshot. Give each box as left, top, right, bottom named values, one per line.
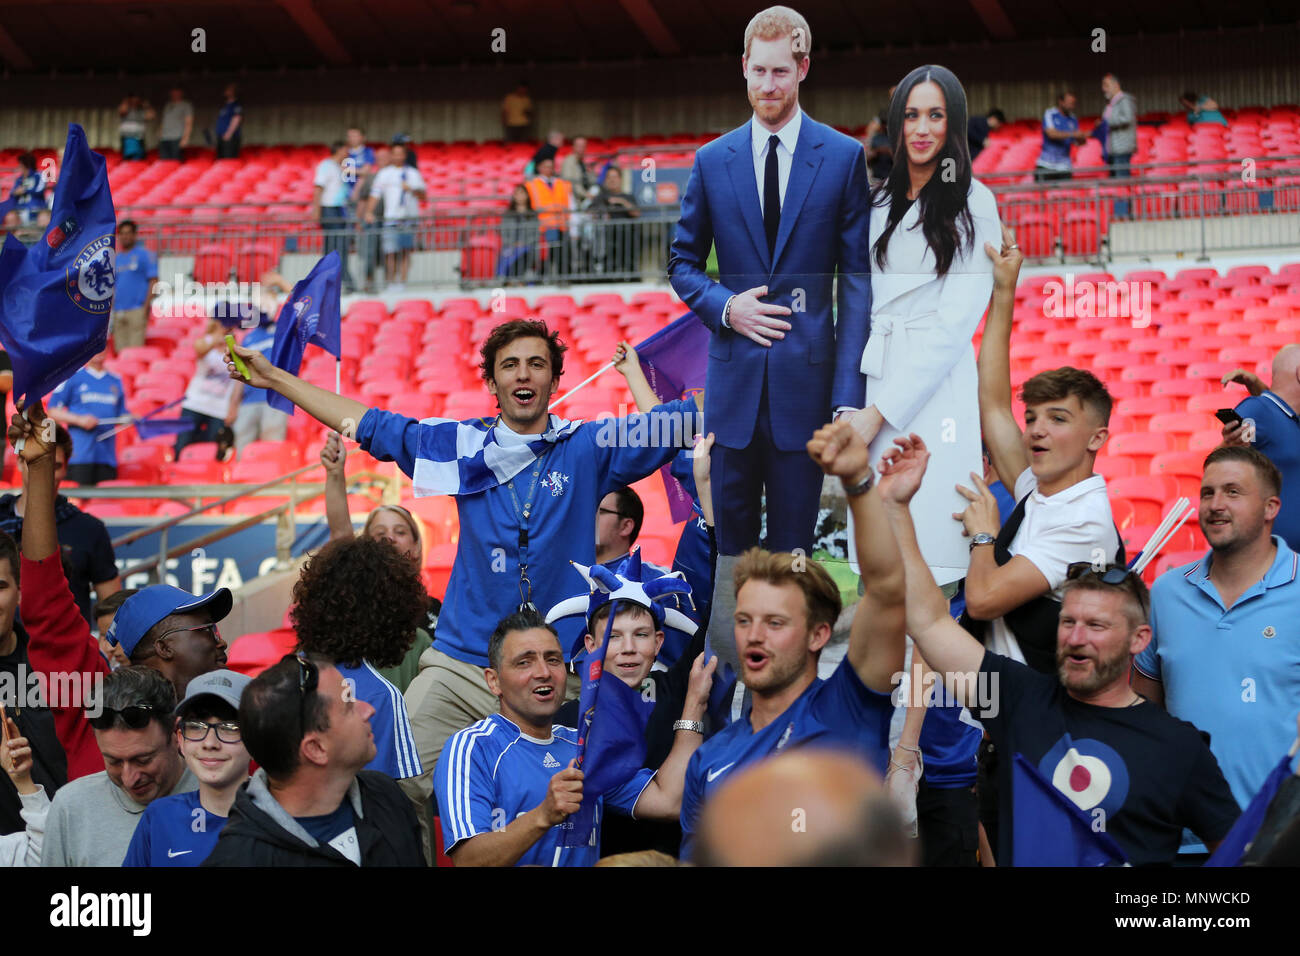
left=82, top=449, right=390, bottom=584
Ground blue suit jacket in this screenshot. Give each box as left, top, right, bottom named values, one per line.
left=668, top=114, right=872, bottom=451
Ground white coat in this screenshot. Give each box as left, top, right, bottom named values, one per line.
left=859, top=179, right=1002, bottom=585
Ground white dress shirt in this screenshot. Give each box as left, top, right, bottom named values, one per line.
left=750, top=108, right=802, bottom=215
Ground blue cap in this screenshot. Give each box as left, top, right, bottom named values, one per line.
left=106, top=585, right=233, bottom=658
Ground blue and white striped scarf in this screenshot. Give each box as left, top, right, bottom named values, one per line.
left=412, top=414, right=583, bottom=497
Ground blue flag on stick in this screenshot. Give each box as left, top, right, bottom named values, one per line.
left=634, top=312, right=709, bottom=523
left=267, top=252, right=342, bottom=414
left=0, top=124, right=115, bottom=404
left=558, top=601, right=655, bottom=849
left=1205, top=749, right=1296, bottom=867
left=1012, top=752, right=1129, bottom=867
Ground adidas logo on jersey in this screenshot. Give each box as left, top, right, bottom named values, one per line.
left=543, top=752, right=561, bottom=769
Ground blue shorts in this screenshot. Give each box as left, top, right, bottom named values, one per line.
left=382, top=223, right=416, bottom=254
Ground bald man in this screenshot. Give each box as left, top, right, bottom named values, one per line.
left=694, top=749, right=913, bottom=866
left=1222, top=343, right=1300, bottom=549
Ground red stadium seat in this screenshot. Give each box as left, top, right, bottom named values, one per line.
left=177, top=442, right=221, bottom=463
left=1107, top=476, right=1182, bottom=525
left=1109, top=432, right=1175, bottom=470
left=167, top=460, right=228, bottom=485
left=1151, top=549, right=1208, bottom=579
left=1150, top=451, right=1207, bottom=497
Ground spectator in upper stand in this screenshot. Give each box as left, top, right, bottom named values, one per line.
left=201, top=653, right=426, bottom=867
left=291, top=535, right=426, bottom=783
left=215, top=84, right=243, bottom=159
left=589, top=166, right=641, bottom=276
left=391, top=132, right=418, bottom=168
left=109, top=219, right=159, bottom=351
left=1034, top=91, right=1087, bottom=182
left=524, top=130, right=565, bottom=178
left=47, top=347, right=128, bottom=486
left=176, top=316, right=241, bottom=457
left=320, top=432, right=438, bottom=684
left=369, top=144, right=426, bottom=293
left=497, top=183, right=538, bottom=283
left=865, top=114, right=893, bottom=185
left=1221, top=346, right=1300, bottom=550
left=561, top=135, right=598, bottom=201
left=123, top=669, right=251, bottom=867
left=158, top=87, right=193, bottom=161
left=8, top=153, right=48, bottom=225
left=345, top=125, right=375, bottom=189
left=502, top=81, right=534, bottom=143
left=313, top=140, right=358, bottom=294
left=1100, top=73, right=1136, bottom=177
left=42, top=666, right=197, bottom=867
left=93, top=588, right=135, bottom=668
left=0, top=421, right=122, bottom=627
left=525, top=148, right=574, bottom=278
left=1180, top=91, right=1229, bottom=127
left=1133, top=446, right=1299, bottom=854
left=117, top=94, right=154, bottom=160
left=879, top=432, right=1240, bottom=866
left=966, top=108, right=1006, bottom=161
left=354, top=145, right=389, bottom=295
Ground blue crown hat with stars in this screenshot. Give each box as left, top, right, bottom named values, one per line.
left=545, top=547, right=698, bottom=637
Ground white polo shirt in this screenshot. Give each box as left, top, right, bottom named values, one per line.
left=987, top=468, right=1121, bottom=664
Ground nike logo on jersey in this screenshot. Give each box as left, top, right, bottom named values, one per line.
left=167, top=849, right=192, bottom=858
left=543, top=752, right=561, bottom=769
left=706, top=762, right=736, bottom=783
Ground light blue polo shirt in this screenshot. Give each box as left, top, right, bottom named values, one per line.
left=1135, top=537, right=1300, bottom=812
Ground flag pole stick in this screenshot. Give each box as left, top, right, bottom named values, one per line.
left=550, top=360, right=613, bottom=409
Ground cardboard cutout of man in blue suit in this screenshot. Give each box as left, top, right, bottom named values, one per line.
left=668, top=6, right=871, bottom=558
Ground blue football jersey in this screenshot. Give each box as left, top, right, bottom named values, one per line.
left=122, top=790, right=226, bottom=867
left=436, top=713, right=655, bottom=867
left=49, top=367, right=127, bottom=467
left=679, top=658, right=893, bottom=858
left=336, top=660, right=423, bottom=779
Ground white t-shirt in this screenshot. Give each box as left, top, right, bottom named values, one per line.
left=314, top=158, right=349, bottom=208
left=372, top=165, right=425, bottom=221
left=987, top=467, right=1121, bottom=664
left=182, top=348, right=238, bottom=420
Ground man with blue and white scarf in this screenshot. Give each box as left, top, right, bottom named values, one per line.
left=226, top=317, right=701, bottom=819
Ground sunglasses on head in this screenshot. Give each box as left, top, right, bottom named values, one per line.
left=88, top=703, right=156, bottom=731
left=1065, top=562, right=1149, bottom=615
left=283, top=652, right=319, bottom=737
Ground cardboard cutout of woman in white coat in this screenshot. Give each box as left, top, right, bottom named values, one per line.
left=850, top=65, right=1002, bottom=586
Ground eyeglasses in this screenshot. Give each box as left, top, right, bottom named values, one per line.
left=286, top=653, right=319, bottom=738
left=88, top=703, right=156, bottom=731
left=180, top=719, right=242, bottom=743
left=1065, top=562, right=1150, bottom=618
left=154, top=622, right=222, bottom=645
left=597, top=508, right=626, bottom=519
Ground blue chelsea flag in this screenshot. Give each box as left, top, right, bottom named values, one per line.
left=267, top=251, right=342, bottom=414
left=0, top=124, right=115, bottom=404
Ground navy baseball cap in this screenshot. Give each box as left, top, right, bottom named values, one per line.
left=106, top=585, right=233, bottom=659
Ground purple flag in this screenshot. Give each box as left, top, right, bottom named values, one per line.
left=634, top=312, right=709, bottom=523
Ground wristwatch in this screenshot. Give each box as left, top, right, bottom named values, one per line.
left=673, top=720, right=705, bottom=734
left=969, top=532, right=996, bottom=551
left=841, top=470, right=875, bottom=497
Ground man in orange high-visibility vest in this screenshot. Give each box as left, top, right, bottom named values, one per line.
left=525, top=147, right=574, bottom=278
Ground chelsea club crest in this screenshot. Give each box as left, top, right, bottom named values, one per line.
left=65, top=234, right=116, bottom=314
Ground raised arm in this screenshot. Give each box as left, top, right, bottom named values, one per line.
left=633, top=653, right=716, bottom=819
left=226, top=341, right=369, bottom=437
left=877, top=434, right=987, bottom=702
left=806, top=420, right=905, bottom=693
left=320, top=432, right=356, bottom=542
left=979, top=224, right=1030, bottom=485
left=612, top=341, right=659, bottom=414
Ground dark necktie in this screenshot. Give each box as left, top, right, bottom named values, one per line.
left=764, top=134, right=781, bottom=256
